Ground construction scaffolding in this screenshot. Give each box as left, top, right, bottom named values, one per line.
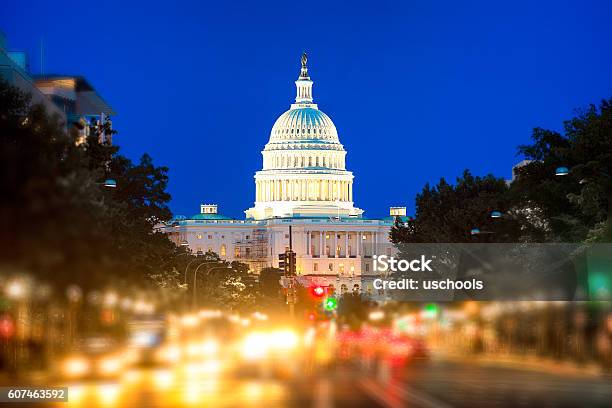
left=234, top=228, right=269, bottom=273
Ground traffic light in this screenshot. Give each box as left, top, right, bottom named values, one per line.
left=310, top=285, right=326, bottom=298
left=279, top=250, right=296, bottom=275
left=323, top=297, right=338, bottom=311
left=278, top=252, right=287, bottom=273
left=287, top=250, right=296, bottom=276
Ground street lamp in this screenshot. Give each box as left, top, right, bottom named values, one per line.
left=554, top=165, right=612, bottom=241
left=103, top=291, right=118, bottom=308
left=192, top=262, right=231, bottom=309
left=183, top=257, right=202, bottom=285
left=103, top=179, right=117, bottom=188
left=5, top=280, right=27, bottom=300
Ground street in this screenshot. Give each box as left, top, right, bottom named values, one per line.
left=360, top=359, right=612, bottom=408
left=2, top=357, right=610, bottom=408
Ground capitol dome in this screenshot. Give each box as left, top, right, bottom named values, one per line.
left=266, top=108, right=343, bottom=150
left=245, top=53, right=363, bottom=220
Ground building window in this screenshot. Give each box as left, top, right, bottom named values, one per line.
left=207, top=235, right=212, bottom=240
left=197, top=234, right=202, bottom=240
left=221, top=235, right=225, bottom=239
left=235, top=248, right=240, bottom=257
left=365, top=264, right=369, bottom=272
left=220, top=244, right=226, bottom=257
left=313, top=263, right=318, bottom=272
left=246, top=248, right=251, bottom=256
left=362, top=235, right=367, bottom=240
left=285, top=234, right=289, bottom=239
left=328, top=263, right=333, bottom=272
left=246, top=235, right=250, bottom=240
left=339, top=264, right=344, bottom=273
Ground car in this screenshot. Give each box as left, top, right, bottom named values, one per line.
left=56, top=336, right=128, bottom=380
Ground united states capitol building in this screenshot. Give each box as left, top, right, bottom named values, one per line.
left=158, top=55, right=406, bottom=284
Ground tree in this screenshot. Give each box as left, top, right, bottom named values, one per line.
left=391, top=170, right=521, bottom=244
left=0, top=78, right=187, bottom=300
left=512, top=99, right=612, bottom=242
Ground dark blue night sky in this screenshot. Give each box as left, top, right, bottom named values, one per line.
left=2, top=0, right=612, bottom=219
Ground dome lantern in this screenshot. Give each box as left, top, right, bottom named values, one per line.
left=294, top=52, right=314, bottom=105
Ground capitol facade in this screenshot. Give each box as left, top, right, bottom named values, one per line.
left=159, top=55, right=405, bottom=286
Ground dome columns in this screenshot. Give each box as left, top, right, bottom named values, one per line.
left=255, top=176, right=353, bottom=204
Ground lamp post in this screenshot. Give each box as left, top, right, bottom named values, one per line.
left=555, top=166, right=612, bottom=242
left=183, top=257, right=202, bottom=285
left=65, top=285, right=82, bottom=347
left=5, top=279, right=29, bottom=376
left=191, top=263, right=231, bottom=310
left=183, top=259, right=218, bottom=310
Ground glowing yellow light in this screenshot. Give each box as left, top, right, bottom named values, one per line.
left=64, top=357, right=89, bottom=377
left=201, top=339, right=219, bottom=355
left=241, top=382, right=264, bottom=400
left=67, top=385, right=86, bottom=405
left=96, top=383, right=120, bottom=406
left=123, top=369, right=141, bottom=383
left=181, top=314, right=199, bottom=327
left=241, top=332, right=268, bottom=360
left=369, top=310, right=385, bottom=321
left=99, top=356, right=122, bottom=375
left=157, top=344, right=181, bottom=363
left=153, top=369, right=174, bottom=389
left=268, top=329, right=299, bottom=350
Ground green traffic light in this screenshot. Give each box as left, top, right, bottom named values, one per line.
left=323, top=297, right=337, bottom=311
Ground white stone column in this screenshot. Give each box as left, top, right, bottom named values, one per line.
left=344, top=233, right=348, bottom=257
left=373, top=232, right=378, bottom=255
left=333, top=232, right=337, bottom=257
left=319, top=232, right=323, bottom=257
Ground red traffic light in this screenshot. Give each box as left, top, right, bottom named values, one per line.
left=310, top=285, right=326, bottom=298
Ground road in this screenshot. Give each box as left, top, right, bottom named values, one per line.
left=2, top=359, right=610, bottom=407
left=359, top=359, right=612, bottom=408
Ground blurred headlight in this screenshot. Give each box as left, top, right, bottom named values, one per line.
left=99, top=356, right=122, bottom=375
left=202, top=339, right=219, bottom=356
left=241, top=332, right=268, bottom=361
left=269, top=329, right=299, bottom=350
left=64, top=357, right=90, bottom=377
left=157, top=344, right=181, bottom=363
